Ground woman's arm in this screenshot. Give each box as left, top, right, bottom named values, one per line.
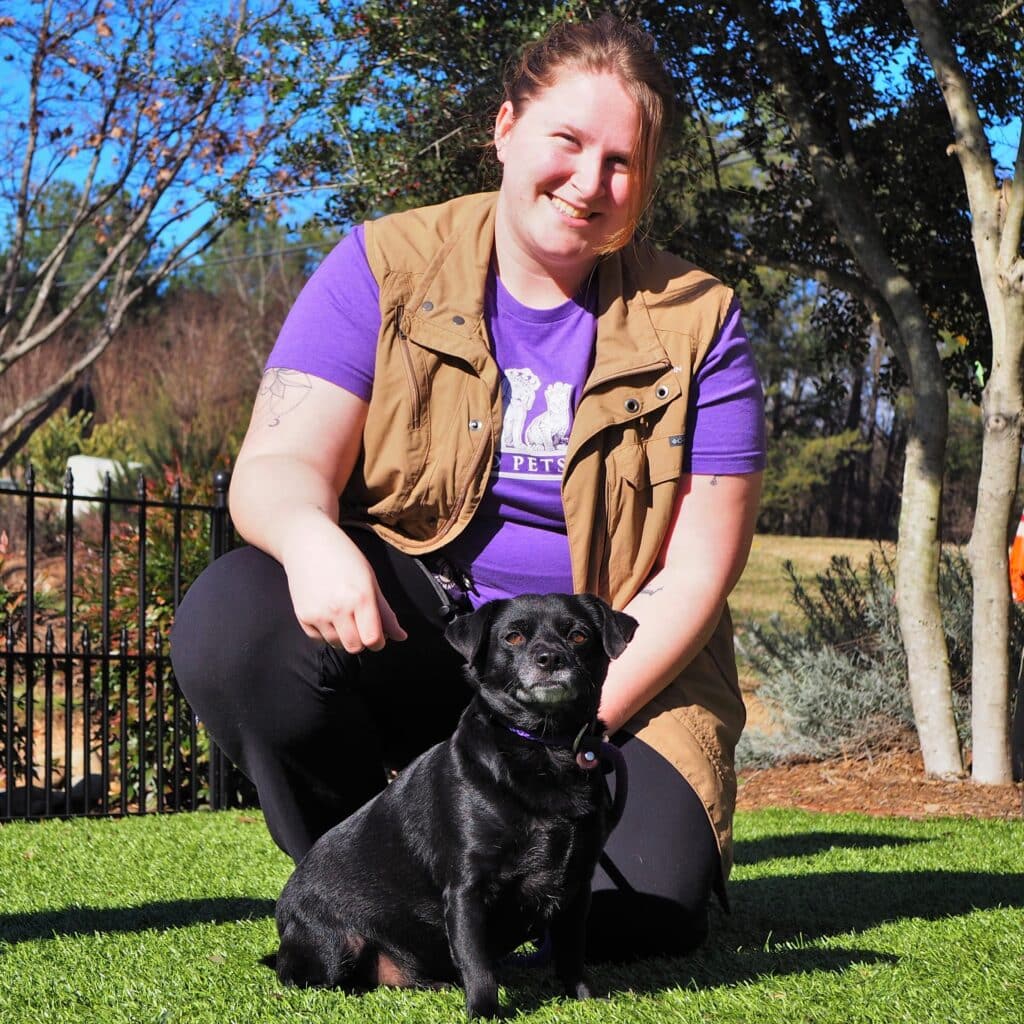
left=597, top=471, right=762, bottom=734
left=229, top=368, right=407, bottom=653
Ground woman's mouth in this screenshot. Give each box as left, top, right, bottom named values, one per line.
left=548, top=194, right=594, bottom=221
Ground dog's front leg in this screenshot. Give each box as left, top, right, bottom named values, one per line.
left=443, top=883, right=500, bottom=1020
left=548, top=885, right=595, bottom=1000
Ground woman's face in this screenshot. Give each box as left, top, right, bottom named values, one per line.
left=494, top=69, right=641, bottom=289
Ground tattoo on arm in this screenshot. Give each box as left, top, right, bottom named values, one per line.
left=710, top=475, right=719, bottom=487
left=256, top=369, right=313, bottom=427
left=640, top=585, right=664, bottom=597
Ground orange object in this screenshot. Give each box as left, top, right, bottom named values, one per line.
left=1011, top=510, right=1024, bottom=602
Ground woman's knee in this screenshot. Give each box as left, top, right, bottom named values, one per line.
left=169, top=546, right=321, bottom=707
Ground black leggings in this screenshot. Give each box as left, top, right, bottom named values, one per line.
left=169, top=546, right=720, bottom=960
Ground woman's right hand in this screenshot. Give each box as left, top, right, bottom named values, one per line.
left=280, top=512, right=407, bottom=653
left=228, top=369, right=407, bottom=653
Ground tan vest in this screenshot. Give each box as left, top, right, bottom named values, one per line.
left=346, top=192, right=746, bottom=881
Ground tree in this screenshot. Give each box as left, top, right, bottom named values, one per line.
left=902, top=0, right=1024, bottom=784
left=0, top=0, right=322, bottom=466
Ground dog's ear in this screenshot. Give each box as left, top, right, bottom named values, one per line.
left=444, top=602, right=501, bottom=675
left=578, top=594, right=638, bottom=660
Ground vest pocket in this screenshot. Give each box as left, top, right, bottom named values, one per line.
left=603, top=435, right=687, bottom=596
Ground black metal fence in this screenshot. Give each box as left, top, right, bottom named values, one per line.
left=0, top=466, right=250, bottom=821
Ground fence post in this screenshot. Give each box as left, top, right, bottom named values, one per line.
left=210, top=470, right=232, bottom=562
left=208, top=468, right=239, bottom=810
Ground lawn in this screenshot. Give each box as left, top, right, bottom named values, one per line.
left=1, top=809, right=1021, bottom=1024
left=729, top=534, right=895, bottom=629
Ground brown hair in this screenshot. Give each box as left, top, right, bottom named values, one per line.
left=501, top=13, right=675, bottom=251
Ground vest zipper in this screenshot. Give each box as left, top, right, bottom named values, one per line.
left=394, top=305, right=423, bottom=429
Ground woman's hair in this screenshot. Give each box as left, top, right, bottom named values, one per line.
left=501, top=13, right=676, bottom=251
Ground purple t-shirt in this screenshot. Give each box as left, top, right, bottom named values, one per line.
left=268, top=225, right=766, bottom=606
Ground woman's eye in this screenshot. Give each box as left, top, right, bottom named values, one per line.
left=568, top=629, right=589, bottom=646
left=504, top=631, right=526, bottom=646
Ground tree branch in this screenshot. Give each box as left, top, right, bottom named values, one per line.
left=901, top=1, right=1001, bottom=269
left=998, top=129, right=1024, bottom=284
left=801, top=0, right=857, bottom=172
left=732, top=0, right=939, bottom=392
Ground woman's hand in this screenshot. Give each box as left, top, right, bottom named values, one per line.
left=229, top=370, right=408, bottom=652
left=280, top=511, right=407, bottom=653
left=598, top=471, right=762, bottom=733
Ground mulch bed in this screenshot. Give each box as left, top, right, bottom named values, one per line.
left=737, top=749, right=1024, bottom=820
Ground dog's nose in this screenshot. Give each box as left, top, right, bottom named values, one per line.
left=534, top=648, right=566, bottom=671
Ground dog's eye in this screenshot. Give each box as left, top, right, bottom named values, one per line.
left=503, top=630, right=526, bottom=646
left=568, top=629, right=589, bottom=646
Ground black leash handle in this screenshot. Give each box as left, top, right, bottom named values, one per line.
left=599, top=739, right=628, bottom=829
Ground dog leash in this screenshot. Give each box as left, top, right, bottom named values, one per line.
left=497, top=721, right=629, bottom=973
left=501, top=721, right=629, bottom=830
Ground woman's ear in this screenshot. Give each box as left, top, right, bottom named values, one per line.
left=494, top=101, right=515, bottom=162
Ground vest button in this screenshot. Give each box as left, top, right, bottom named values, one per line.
left=468, top=419, right=482, bottom=431
left=656, top=384, right=670, bottom=399
left=421, top=301, right=434, bottom=311
left=624, top=398, right=641, bottom=413
left=452, top=314, right=466, bottom=325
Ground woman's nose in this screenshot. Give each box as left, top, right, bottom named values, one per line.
left=570, top=153, right=606, bottom=200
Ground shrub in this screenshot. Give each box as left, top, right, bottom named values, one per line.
left=0, top=529, right=30, bottom=782
left=737, top=549, right=1016, bottom=768
left=21, top=410, right=142, bottom=492
left=71, top=465, right=229, bottom=810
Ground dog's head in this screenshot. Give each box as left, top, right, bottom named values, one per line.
left=444, top=593, right=637, bottom=727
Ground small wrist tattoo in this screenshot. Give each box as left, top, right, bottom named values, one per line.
left=640, top=585, right=664, bottom=597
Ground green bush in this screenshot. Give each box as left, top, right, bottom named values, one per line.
left=737, top=549, right=1018, bottom=768
left=71, top=465, right=228, bottom=810
left=21, top=410, right=142, bottom=492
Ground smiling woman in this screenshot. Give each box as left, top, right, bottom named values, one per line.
left=170, top=12, right=766, bottom=974
left=492, top=70, right=640, bottom=307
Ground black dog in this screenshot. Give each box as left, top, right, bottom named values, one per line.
left=273, top=592, right=637, bottom=1019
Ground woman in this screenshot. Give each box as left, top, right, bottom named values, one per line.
left=171, top=14, right=764, bottom=960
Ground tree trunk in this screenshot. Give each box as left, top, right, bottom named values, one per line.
left=895, top=383, right=965, bottom=779
left=903, top=0, right=1024, bottom=784
left=967, top=371, right=1021, bottom=783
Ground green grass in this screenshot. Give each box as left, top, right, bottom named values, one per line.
left=730, top=534, right=894, bottom=629
left=1, top=810, right=1022, bottom=1023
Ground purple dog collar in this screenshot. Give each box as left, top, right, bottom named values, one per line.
left=500, top=720, right=629, bottom=828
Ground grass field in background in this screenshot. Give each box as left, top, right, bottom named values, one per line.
left=730, top=534, right=895, bottom=629
left=1, top=809, right=1021, bottom=1024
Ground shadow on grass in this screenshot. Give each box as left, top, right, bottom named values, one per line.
left=724, top=868, right=1024, bottom=946
left=736, top=831, right=927, bottom=864
left=0, top=897, right=275, bottom=945
left=505, top=861, right=1024, bottom=1006
left=500, top=947, right=898, bottom=1013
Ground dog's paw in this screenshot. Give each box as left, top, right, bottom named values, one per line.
left=465, top=994, right=504, bottom=1020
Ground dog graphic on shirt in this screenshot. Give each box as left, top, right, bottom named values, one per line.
left=501, top=368, right=541, bottom=451
left=525, top=381, right=573, bottom=453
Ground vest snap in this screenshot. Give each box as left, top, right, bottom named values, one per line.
left=656, top=384, right=670, bottom=399
left=624, top=398, right=641, bottom=413
left=421, top=301, right=434, bottom=311
left=452, top=314, right=466, bottom=325
left=468, top=419, right=482, bottom=431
